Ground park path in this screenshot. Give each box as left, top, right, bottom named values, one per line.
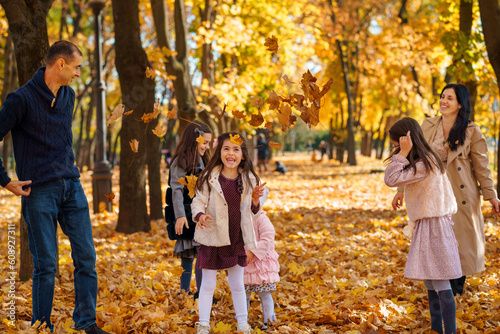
left=1, top=153, right=498, bottom=333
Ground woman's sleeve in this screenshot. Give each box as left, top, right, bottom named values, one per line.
left=170, top=159, right=187, bottom=218
left=384, top=155, right=429, bottom=187
left=469, top=126, right=497, bottom=200
left=250, top=213, right=275, bottom=260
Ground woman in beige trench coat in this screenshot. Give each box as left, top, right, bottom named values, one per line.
left=392, top=83, right=500, bottom=295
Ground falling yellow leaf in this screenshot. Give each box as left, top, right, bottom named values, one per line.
left=264, top=35, right=279, bottom=52
left=248, top=113, right=264, bottom=127
left=130, top=139, right=139, bottom=153
left=152, top=123, right=167, bottom=137
left=266, top=91, right=280, bottom=111
left=145, top=67, right=155, bottom=79
left=142, top=99, right=161, bottom=123
left=269, top=141, right=281, bottom=150
left=167, top=107, right=177, bottom=120
left=282, top=74, right=294, bottom=84
left=232, top=110, right=246, bottom=119
left=98, top=201, right=107, bottom=213
left=251, top=96, right=264, bottom=110
left=107, top=104, right=125, bottom=126
left=177, top=175, right=198, bottom=198
left=196, top=135, right=205, bottom=144
left=104, top=192, right=115, bottom=203
left=229, top=133, right=243, bottom=146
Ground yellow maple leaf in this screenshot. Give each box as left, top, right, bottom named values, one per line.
left=232, top=110, right=246, bottom=119
left=229, top=134, right=243, bottom=146
left=264, top=35, right=279, bottom=52
left=177, top=174, right=198, bottom=198
left=269, top=141, right=281, bottom=150
left=277, top=103, right=293, bottom=131
left=63, top=318, right=77, bottom=333
left=287, top=261, right=306, bottom=275
left=152, top=123, right=167, bottom=137
left=212, top=321, right=232, bottom=333
left=106, top=104, right=125, bottom=126
left=266, top=91, right=280, bottom=111
left=130, top=139, right=139, bottom=153
left=196, top=135, right=205, bottom=144
left=142, top=99, right=161, bottom=123
left=167, top=107, right=177, bottom=120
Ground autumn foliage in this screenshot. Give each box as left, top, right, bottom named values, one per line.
left=1, top=154, right=499, bottom=333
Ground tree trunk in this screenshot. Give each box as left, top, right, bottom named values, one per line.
left=1, top=31, right=17, bottom=173
left=146, top=124, right=163, bottom=220
left=0, top=0, right=54, bottom=281
left=459, top=0, right=478, bottom=121
left=478, top=0, right=500, bottom=185
left=112, top=0, right=152, bottom=233
left=150, top=0, right=198, bottom=135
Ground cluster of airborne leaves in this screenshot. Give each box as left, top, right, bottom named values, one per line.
left=1, top=154, right=499, bottom=333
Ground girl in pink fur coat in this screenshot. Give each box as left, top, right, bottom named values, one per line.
left=244, top=189, right=280, bottom=330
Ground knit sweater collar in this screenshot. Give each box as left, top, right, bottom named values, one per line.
left=27, top=67, right=70, bottom=110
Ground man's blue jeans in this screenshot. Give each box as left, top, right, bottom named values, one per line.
left=21, top=178, right=97, bottom=331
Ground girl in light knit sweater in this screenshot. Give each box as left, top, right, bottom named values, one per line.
left=384, top=117, right=461, bottom=334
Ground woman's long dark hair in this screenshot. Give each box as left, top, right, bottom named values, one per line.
left=172, top=120, right=211, bottom=174
left=384, top=117, right=445, bottom=174
left=196, top=132, right=260, bottom=191
left=441, top=83, right=471, bottom=151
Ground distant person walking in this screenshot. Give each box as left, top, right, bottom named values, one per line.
left=318, top=140, right=328, bottom=160
left=0, top=41, right=109, bottom=333
left=385, top=118, right=461, bottom=334
left=256, top=133, right=269, bottom=173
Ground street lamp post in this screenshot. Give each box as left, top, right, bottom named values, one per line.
left=90, top=0, right=112, bottom=213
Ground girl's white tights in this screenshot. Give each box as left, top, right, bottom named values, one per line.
left=246, top=290, right=276, bottom=324
left=198, top=265, right=247, bottom=327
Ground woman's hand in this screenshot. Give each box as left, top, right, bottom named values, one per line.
left=392, top=191, right=404, bottom=210
left=246, top=250, right=255, bottom=263
left=175, top=217, right=188, bottom=235
left=489, top=198, right=500, bottom=218
left=197, top=214, right=213, bottom=229
left=252, top=182, right=267, bottom=206
left=398, top=131, right=412, bottom=158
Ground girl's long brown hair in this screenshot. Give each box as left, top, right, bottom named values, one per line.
left=196, top=132, right=260, bottom=191
left=172, top=120, right=211, bottom=174
left=384, top=117, right=445, bottom=174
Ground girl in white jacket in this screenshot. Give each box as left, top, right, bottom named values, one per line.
left=192, top=132, right=267, bottom=334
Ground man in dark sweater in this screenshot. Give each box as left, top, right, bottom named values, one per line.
left=0, top=41, right=109, bottom=334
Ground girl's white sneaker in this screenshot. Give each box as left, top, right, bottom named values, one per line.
left=195, top=322, right=210, bottom=334
left=237, top=323, right=253, bottom=334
